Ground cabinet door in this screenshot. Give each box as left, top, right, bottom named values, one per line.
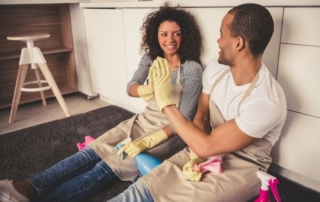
left=187, top=8, right=230, bottom=67
left=282, top=8, right=320, bottom=46
left=263, top=7, right=283, bottom=78
left=271, top=111, right=320, bottom=183
left=83, top=9, right=128, bottom=106
left=278, top=44, right=320, bottom=117
left=123, top=8, right=154, bottom=113
left=70, top=4, right=97, bottom=97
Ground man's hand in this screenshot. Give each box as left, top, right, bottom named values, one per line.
left=152, top=57, right=175, bottom=111
left=182, top=149, right=206, bottom=181
left=117, top=129, right=168, bottom=157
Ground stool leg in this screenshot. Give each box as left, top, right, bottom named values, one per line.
left=38, top=63, right=70, bottom=117
left=34, top=65, right=47, bottom=106
left=9, top=64, right=29, bottom=123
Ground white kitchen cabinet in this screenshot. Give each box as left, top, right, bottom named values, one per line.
left=187, top=8, right=230, bottom=67
left=278, top=44, right=320, bottom=117
left=83, top=9, right=128, bottom=107
left=271, top=111, right=320, bottom=183
left=281, top=7, right=320, bottom=46
left=262, top=7, right=283, bottom=78
left=70, top=4, right=97, bottom=97
left=273, top=7, right=320, bottom=192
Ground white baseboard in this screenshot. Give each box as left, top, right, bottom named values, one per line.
left=269, top=164, right=320, bottom=193
left=99, top=95, right=140, bottom=114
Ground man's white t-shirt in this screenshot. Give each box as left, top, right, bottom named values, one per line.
left=202, top=58, right=287, bottom=146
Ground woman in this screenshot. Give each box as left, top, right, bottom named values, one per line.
left=0, top=3, right=203, bottom=202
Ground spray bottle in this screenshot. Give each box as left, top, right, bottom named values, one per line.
left=254, top=171, right=281, bottom=202
left=115, top=137, right=162, bottom=176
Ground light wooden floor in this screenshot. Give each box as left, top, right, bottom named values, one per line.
left=0, top=93, right=108, bottom=135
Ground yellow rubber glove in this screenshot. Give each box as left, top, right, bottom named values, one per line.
left=137, top=63, right=155, bottom=102
left=182, top=149, right=206, bottom=181
left=117, top=129, right=168, bottom=157
left=152, top=57, right=175, bottom=111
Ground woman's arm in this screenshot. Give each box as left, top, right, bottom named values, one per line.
left=127, top=54, right=152, bottom=97
left=128, top=83, right=140, bottom=97
left=178, top=61, right=203, bottom=121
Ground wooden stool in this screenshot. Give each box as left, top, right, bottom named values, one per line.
left=7, top=33, right=70, bottom=123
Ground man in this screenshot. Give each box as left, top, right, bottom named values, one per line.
left=109, top=3, right=287, bottom=202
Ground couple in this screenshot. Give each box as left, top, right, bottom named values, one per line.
left=0, top=3, right=287, bottom=202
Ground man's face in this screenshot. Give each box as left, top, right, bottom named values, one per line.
left=217, top=13, right=236, bottom=66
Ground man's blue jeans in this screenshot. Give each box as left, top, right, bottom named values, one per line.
left=107, top=178, right=153, bottom=202
left=28, top=146, right=117, bottom=202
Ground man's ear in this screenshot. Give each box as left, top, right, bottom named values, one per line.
left=236, top=36, right=245, bottom=51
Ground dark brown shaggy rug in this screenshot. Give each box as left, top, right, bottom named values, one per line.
left=0, top=105, right=133, bottom=201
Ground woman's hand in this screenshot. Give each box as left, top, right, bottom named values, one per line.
left=117, top=129, right=168, bottom=157
left=137, top=61, right=156, bottom=102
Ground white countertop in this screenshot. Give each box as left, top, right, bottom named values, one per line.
left=80, top=0, right=320, bottom=8
left=1, top=0, right=319, bottom=7
left=0, top=0, right=89, bottom=5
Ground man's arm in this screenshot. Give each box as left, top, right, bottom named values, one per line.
left=153, top=57, right=256, bottom=158
left=163, top=103, right=256, bottom=158
left=192, top=93, right=211, bottom=133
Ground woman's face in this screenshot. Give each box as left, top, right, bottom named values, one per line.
left=157, top=20, right=181, bottom=57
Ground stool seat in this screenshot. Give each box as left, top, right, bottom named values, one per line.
left=8, top=33, right=70, bottom=123
left=7, top=33, right=50, bottom=42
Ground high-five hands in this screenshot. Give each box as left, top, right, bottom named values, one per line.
left=152, top=57, right=176, bottom=111
left=137, top=56, right=175, bottom=110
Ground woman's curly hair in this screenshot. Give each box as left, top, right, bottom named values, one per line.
left=140, top=2, right=203, bottom=64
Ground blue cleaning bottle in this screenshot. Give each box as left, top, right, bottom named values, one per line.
left=135, top=153, right=162, bottom=175
left=115, top=138, right=162, bottom=175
